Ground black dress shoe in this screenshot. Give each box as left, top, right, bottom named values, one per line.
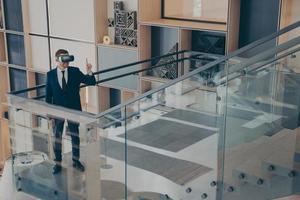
left=73, top=161, right=85, bottom=172
left=53, top=164, right=62, bottom=175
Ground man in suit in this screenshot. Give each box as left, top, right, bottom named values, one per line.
left=46, top=49, right=96, bottom=174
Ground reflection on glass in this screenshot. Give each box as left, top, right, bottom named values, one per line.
left=9, top=68, right=27, bottom=97
left=0, top=2, right=3, bottom=29
left=163, top=0, right=228, bottom=23
left=3, top=0, right=23, bottom=32
left=98, top=108, right=127, bottom=200
left=35, top=72, right=46, bottom=99
left=222, top=50, right=300, bottom=199
left=6, top=33, right=26, bottom=66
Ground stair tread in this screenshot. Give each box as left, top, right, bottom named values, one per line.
left=235, top=158, right=272, bottom=180
left=263, top=150, right=300, bottom=171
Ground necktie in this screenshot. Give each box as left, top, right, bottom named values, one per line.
left=62, top=71, right=67, bottom=92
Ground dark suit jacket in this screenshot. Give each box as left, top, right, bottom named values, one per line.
left=46, top=67, right=96, bottom=111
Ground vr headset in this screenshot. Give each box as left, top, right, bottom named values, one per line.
left=57, top=55, right=75, bottom=62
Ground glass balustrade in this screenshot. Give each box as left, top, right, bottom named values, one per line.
left=4, top=21, right=300, bottom=200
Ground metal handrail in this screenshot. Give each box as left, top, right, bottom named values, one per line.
left=94, top=21, right=300, bottom=119
left=28, top=52, right=218, bottom=100
left=7, top=20, right=300, bottom=121
left=9, top=50, right=192, bottom=95
left=10, top=21, right=300, bottom=96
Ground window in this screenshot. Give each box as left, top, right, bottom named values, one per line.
left=3, top=0, right=23, bottom=32
left=0, top=1, right=4, bottom=29
left=9, top=68, right=27, bottom=97
left=6, top=33, right=26, bottom=66
left=35, top=72, right=46, bottom=100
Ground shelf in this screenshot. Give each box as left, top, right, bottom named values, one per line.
left=140, top=75, right=170, bottom=83
left=139, top=18, right=227, bottom=32
left=98, top=82, right=138, bottom=93
left=97, top=43, right=137, bottom=51
left=164, top=15, right=227, bottom=24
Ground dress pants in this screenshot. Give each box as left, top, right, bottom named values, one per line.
left=53, top=119, right=80, bottom=163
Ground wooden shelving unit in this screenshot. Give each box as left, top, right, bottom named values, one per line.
left=139, top=18, right=227, bottom=32
left=0, top=0, right=10, bottom=169
left=137, top=0, right=240, bottom=95
left=97, top=43, right=138, bottom=51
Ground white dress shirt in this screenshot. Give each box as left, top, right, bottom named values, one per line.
left=56, top=67, right=93, bottom=89
left=57, top=67, right=68, bottom=89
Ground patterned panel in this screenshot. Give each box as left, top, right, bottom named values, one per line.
left=110, top=1, right=138, bottom=47
left=190, top=54, right=223, bottom=86
left=151, top=45, right=178, bottom=79
left=108, top=18, right=115, bottom=27
left=192, top=31, right=225, bottom=55
left=115, top=11, right=127, bottom=28
left=127, top=11, right=137, bottom=30
left=113, top=1, right=123, bottom=10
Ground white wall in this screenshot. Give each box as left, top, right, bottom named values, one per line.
left=30, top=35, right=50, bottom=72
left=28, top=0, right=48, bottom=34
left=48, top=0, right=95, bottom=42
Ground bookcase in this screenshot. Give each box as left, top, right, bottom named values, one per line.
left=137, top=0, right=240, bottom=94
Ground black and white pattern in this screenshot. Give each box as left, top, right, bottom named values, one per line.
left=126, top=11, right=137, bottom=30
left=114, top=11, right=127, bottom=28
left=151, top=45, right=178, bottom=79
left=108, top=1, right=138, bottom=47
left=113, top=1, right=123, bottom=10
left=108, top=18, right=115, bottom=27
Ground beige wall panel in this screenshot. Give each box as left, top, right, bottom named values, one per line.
left=49, top=0, right=95, bottom=42
left=0, top=66, right=8, bottom=103
left=164, top=0, right=228, bottom=23
left=227, top=0, right=240, bottom=53
left=94, top=0, right=107, bottom=43
left=0, top=33, right=6, bottom=62
left=138, top=0, right=161, bottom=21
left=28, top=0, right=48, bottom=34
left=30, top=36, right=50, bottom=72
left=279, top=0, right=300, bottom=69
left=98, top=86, right=110, bottom=112
left=86, top=86, right=98, bottom=114
left=0, top=119, right=10, bottom=165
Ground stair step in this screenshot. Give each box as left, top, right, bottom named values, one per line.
left=233, top=158, right=272, bottom=188
left=275, top=194, right=300, bottom=200
left=262, top=150, right=300, bottom=178
left=232, top=130, right=298, bottom=185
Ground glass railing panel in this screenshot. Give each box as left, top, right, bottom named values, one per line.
left=230, top=25, right=300, bottom=61
left=4, top=21, right=300, bottom=200
left=7, top=94, right=100, bottom=200
left=123, top=69, right=228, bottom=200
left=221, top=48, right=300, bottom=199
left=97, top=108, right=127, bottom=200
